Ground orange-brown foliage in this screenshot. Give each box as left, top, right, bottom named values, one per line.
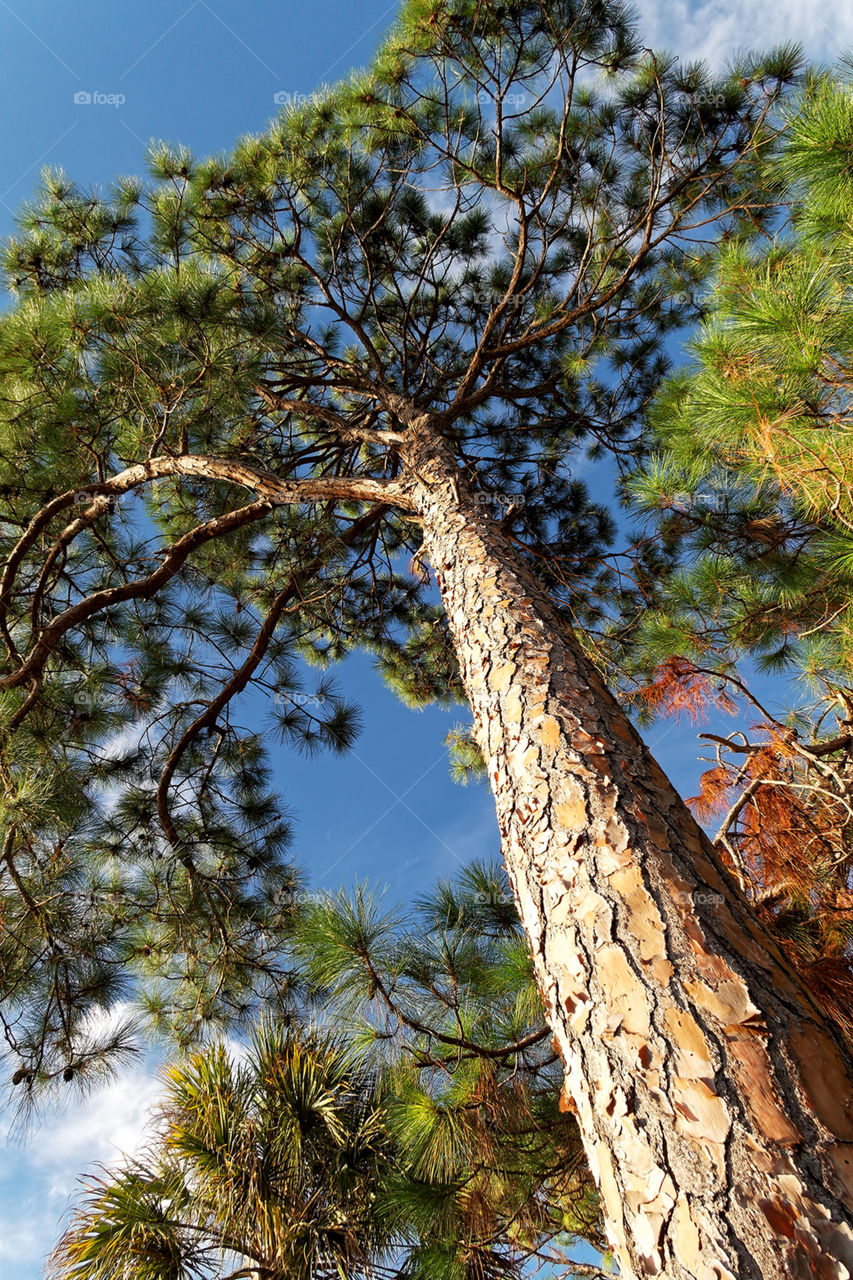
left=691, top=728, right=853, bottom=1045
left=636, top=658, right=737, bottom=725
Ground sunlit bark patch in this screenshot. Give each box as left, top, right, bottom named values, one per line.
left=409, top=428, right=853, bottom=1279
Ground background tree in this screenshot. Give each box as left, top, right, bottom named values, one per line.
left=50, top=862, right=605, bottom=1280
left=627, top=64, right=853, bottom=1046
left=2, top=1, right=850, bottom=1273
left=289, top=861, right=603, bottom=1276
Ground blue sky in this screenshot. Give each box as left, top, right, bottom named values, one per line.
left=1, top=0, right=852, bottom=1275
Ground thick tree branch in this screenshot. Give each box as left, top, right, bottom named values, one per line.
left=0, top=453, right=408, bottom=642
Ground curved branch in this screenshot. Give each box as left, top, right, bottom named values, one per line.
left=0, top=453, right=408, bottom=650
left=0, top=498, right=276, bottom=691
left=0, top=458, right=410, bottom=689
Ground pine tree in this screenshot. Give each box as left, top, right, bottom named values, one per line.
left=626, top=59, right=853, bottom=718
left=2, top=2, right=851, bottom=1273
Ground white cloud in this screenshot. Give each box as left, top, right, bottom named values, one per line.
left=0, top=1058, right=164, bottom=1278
left=632, top=0, right=853, bottom=68
left=0, top=1024, right=254, bottom=1279
left=29, top=1065, right=164, bottom=1188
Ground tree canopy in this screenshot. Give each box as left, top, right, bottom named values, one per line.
left=0, top=0, right=802, bottom=1098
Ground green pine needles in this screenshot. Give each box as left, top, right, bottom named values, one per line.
left=0, top=0, right=803, bottom=1101
left=629, top=62, right=853, bottom=702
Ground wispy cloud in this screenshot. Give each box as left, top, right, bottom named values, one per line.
left=0, top=1055, right=163, bottom=1277
left=633, top=0, right=852, bottom=67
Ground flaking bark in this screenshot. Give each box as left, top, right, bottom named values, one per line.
left=406, top=426, right=853, bottom=1280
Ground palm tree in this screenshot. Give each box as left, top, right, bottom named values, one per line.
left=49, top=1025, right=393, bottom=1280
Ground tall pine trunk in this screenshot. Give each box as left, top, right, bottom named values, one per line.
left=408, top=430, right=853, bottom=1279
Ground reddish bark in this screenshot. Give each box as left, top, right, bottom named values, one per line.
left=407, top=429, right=853, bottom=1279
